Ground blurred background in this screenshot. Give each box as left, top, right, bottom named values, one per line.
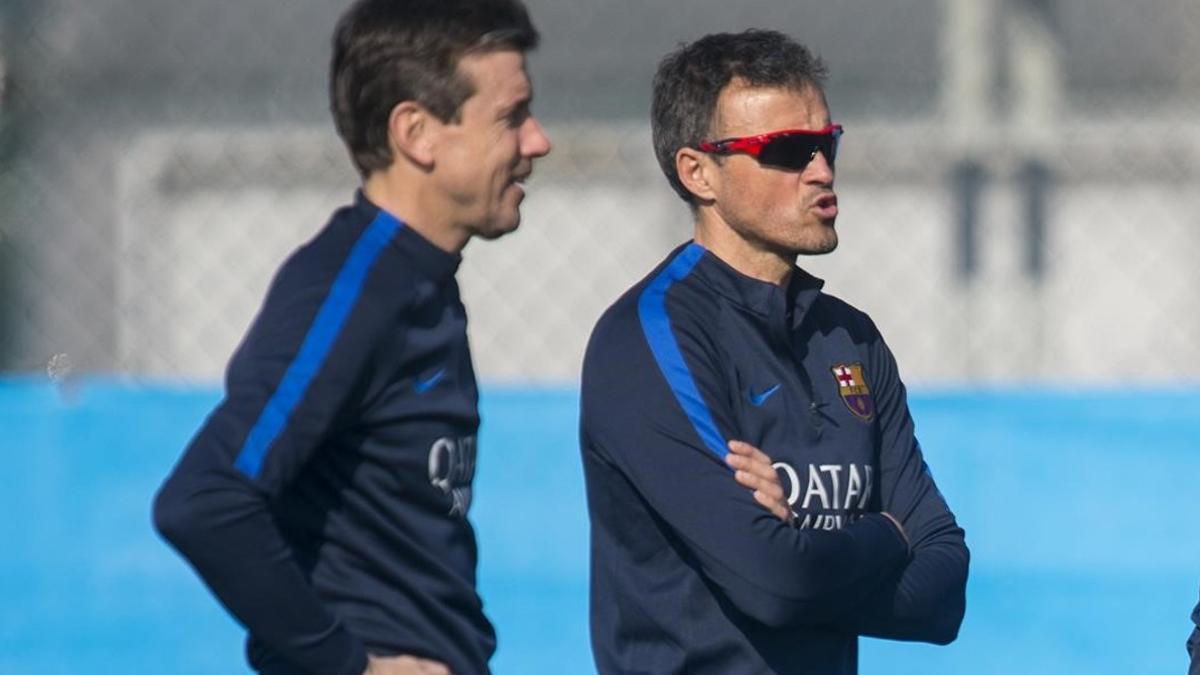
left=1, top=0, right=1198, bottom=673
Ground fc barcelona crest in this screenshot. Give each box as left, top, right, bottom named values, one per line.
left=831, top=363, right=875, bottom=422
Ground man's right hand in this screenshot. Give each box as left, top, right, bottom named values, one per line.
left=365, top=654, right=451, bottom=675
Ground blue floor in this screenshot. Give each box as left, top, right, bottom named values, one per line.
left=1, top=378, right=1198, bottom=674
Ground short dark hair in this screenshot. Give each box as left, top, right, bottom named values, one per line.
left=651, top=30, right=829, bottom=204
left=330, top=0, right=539, bottom=177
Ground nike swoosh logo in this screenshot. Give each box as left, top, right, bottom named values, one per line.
left=749, top=384, right=781, bottom=407
left=414, top=368, right=446, bottom=394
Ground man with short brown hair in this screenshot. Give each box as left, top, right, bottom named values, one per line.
left=154, top=2, right=550, bottom=673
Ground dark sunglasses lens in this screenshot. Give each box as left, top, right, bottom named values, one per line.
left=758, top=133, right=838, bottom=170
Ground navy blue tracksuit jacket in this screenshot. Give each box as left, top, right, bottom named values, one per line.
left=154, top=192, right=491, bottom=675
left=581, top=242, right=969, bottom=674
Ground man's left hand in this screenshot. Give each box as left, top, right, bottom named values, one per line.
left=726, top=440, right=791, bottom=522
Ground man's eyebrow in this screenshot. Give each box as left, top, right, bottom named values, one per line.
left=498, top=93, right=533, bottom=117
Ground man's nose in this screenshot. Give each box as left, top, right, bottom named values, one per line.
left=522, top=116, right=552, bottom=158
left=803, top=149, right=835, bottom=184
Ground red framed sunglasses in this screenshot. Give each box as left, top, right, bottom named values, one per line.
left=696, top=123, right=843, bottom=171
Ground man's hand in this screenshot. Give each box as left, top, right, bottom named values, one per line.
left=726, top=440, right=913, bottom=546
left=365, top=654, right=451, bottom=675
left=726, top=440, right=791, bottom=522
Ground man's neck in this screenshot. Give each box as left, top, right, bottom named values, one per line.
left=694, top=214, right=795, bottom=287
left=363, top=171, right=470, bottom=254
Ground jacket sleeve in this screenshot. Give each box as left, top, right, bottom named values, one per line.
left=1189, top=593, right=1200, bottom=675
left=1190, top=629, right=1200, bottom=675
left=152, top=251, right=396, bottom=675
left=825, top=323, right=969, bottom=644
left=580, top=306, right=910, bottom=629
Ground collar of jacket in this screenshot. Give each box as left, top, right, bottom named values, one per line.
left=687, top=241, right=826, bottom=337
left=353, top=189, right=462, bottom=285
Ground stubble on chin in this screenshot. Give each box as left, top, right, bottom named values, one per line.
left=793, top=224, right=838, bottom=257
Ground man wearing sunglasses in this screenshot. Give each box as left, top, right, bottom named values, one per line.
left=579, top=30, right=968, bottom=674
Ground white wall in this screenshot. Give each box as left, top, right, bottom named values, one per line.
left=111, top=123, right=1200, bottom=384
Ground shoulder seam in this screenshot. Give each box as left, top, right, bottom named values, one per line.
left=232, top=210, right=404, bottom=479
left=635, top=243, right=729, bottom=462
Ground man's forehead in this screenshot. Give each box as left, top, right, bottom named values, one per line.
left=711, top=81, right=830, bottom=135
left=459, top=49, right=532, bottom=103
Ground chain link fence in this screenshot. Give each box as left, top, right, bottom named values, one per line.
left=2, top=0, right=1198, bottom=385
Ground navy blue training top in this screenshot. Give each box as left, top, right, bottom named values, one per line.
left=153, top=192, right=492, bottom=675
left=580, top=242, right=969, bottom=675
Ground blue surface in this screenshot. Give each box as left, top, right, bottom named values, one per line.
left=1, top=378, right=1198, bottom=674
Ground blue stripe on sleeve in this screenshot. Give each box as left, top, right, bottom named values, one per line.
left=637, top=242, right=730, bottom=461
left=234, top=211, right=402, bottom=479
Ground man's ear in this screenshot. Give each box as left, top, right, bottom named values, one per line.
left=676, top=147, right=718, bottom=203
left=387, top=101, right=438, bottom=169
